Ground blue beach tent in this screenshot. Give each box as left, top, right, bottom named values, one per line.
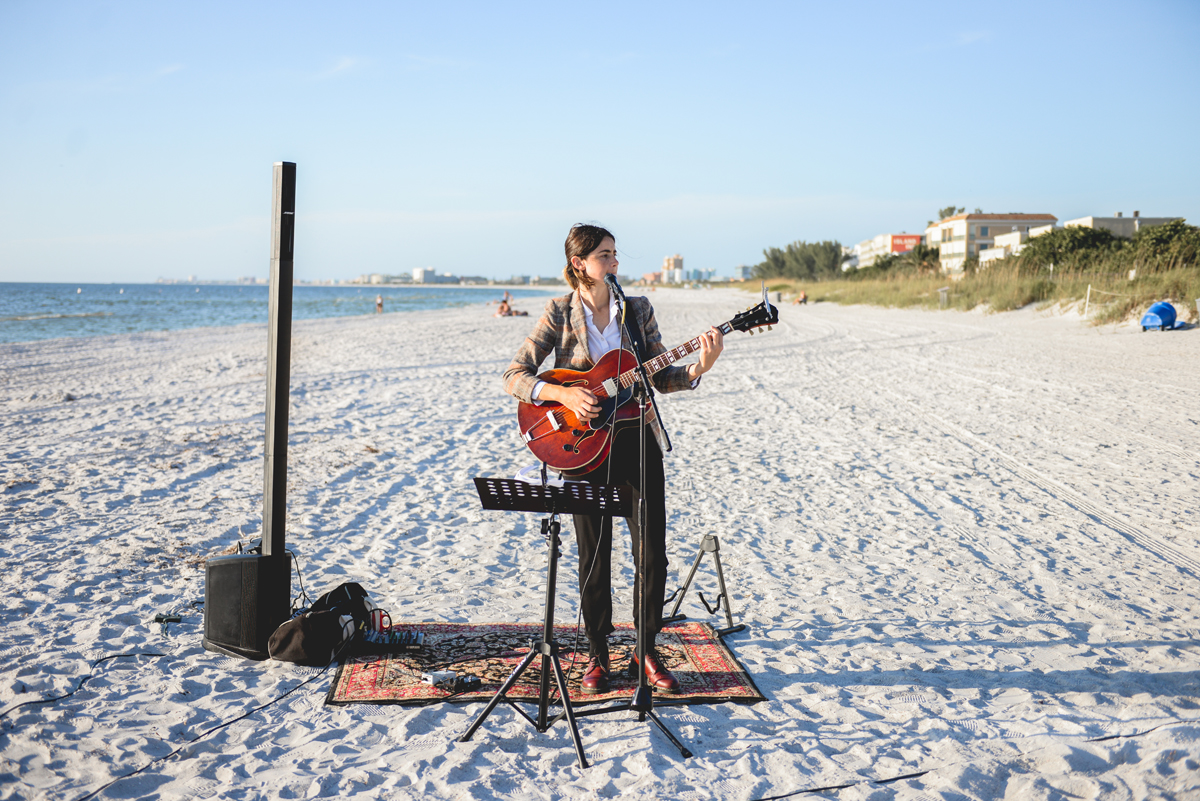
left=1140, top=301, right=1177, bottom=332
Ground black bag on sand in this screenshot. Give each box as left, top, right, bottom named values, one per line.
left=268, top=582, right=377, bottom=666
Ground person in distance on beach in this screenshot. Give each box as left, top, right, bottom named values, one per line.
left=502, top=223, right=724, bottom=695
left=495, top=300, right=528, bottom=317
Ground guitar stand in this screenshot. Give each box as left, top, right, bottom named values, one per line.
left=662, top=534, right=747, bottom=637
left=458, top=473, right=632, bottom=769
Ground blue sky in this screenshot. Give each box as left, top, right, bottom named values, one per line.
left=1, top=1, right=1197, bottom=283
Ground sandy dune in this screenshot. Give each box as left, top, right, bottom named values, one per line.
left=2, top=288, right=1198, bottom=800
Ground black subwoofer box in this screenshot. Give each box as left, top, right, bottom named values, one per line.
left=202, top=553, right=291, bottom=660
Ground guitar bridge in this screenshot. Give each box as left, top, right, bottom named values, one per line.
left=545, top=411, right=561, bottom=431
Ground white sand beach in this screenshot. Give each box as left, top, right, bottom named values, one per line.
left=2, top=287, right=1199, bottom=800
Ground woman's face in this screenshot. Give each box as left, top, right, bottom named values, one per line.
left=572, top=236, right=618, bottom=286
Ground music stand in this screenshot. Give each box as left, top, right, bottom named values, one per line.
left=458, top=474, right=631, bottom=769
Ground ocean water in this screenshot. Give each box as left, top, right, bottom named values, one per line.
left=0, top=283, right=555, bottom=344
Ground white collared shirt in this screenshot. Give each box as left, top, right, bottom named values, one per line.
left=531, top=294, right=623, bottom=402
left=582, top=294, right=624, bottom=363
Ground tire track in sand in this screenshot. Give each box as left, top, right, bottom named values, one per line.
left=873, top=385, right=1200, bottom=578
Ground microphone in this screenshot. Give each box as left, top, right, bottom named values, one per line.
left=603, top=273, right=626, bottom=300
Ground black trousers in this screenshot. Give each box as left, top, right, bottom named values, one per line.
left=572, top=425, right=668, bottom=654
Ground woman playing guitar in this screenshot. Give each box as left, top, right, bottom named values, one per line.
left=502, top=224, right=724, bottom=695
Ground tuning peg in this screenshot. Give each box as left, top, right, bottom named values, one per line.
left=767, top=325, right=772, bottom=331
left=748, top=329, right=755, bottom=335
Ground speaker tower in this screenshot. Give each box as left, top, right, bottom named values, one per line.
left=203, top=162, right=296, bottom=660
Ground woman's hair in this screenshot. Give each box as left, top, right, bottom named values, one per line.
left=563, top=223, right=615, bottom=290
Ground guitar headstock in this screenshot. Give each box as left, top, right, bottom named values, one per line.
left=730, top=282, right=780, bottom=335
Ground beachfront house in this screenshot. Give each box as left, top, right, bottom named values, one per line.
left=840, top=245, right=858, bottom=271
left=851, top=233, right=923, bottom=269
left=926, top=212, right=1058, bottom=274
left=978, top=225, right=1056, bottom=267
left=1063, top=211, right=1182, bottom=237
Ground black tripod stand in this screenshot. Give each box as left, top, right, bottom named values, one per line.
left=662, top=534, right=747, bottom=637
left=459, top=473, right=632, bottom=769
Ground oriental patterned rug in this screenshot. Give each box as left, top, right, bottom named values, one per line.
left=326, top=620, right=764, bottom=707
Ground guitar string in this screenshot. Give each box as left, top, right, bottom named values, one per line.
left=530, top=322, right=738, bottom=438
left=525, top=313, right=754, bottom=442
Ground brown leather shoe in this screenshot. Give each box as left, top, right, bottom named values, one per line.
left=581, top=654, right=610, bottom=695
left=630, top=649, right=680, bottom=694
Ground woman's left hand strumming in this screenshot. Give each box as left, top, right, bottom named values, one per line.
left=688, top=326, right=724, bottom=381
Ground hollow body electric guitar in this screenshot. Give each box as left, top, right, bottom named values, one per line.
left=517, top=286, right=779, bottom=474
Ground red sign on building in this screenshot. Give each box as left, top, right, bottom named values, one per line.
left=891, top=234, right=922, bottom=253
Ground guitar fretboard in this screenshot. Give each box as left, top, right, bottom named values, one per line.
left=615, top=321, right=734, bottom=390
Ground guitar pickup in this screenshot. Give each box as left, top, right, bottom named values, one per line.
left=601, top=378, right=618, bottom=397
left=545, top=411, right=561, bottom=431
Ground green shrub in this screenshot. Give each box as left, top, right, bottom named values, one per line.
left=1016, top=226, right=1123, bottom=273
left=754, top=240, right=844, bottom=281
left=1130, top=219, right=1200, bottom=270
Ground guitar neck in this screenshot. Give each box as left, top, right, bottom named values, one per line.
left=617, top=320, right=734, bottom=389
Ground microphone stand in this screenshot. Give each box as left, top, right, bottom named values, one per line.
left=573, top=278, right=692, bottom=760
left=604, top=276, right=672, bottom=455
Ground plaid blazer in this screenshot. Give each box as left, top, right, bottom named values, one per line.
left=503, top=292, right=696, bottom=449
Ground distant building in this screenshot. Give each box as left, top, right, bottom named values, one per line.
left=352, top=273, right=409, bottom=284
left=1064, top=211, right=1181, bottom=238
left=412, top=267, right=458, bottom=284
left=839, top=246, right=857, bottom=271
left=927, top=213, right=1058, bottom=273
left=663, top=254, right=683, bottom=275
left=852, top=233, right=923, bottom=269
left=643, top=272, right=663, bottom=284
left=733, top=264, right=753, bottom=281
left=841, top=251, right=859, bottom=271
